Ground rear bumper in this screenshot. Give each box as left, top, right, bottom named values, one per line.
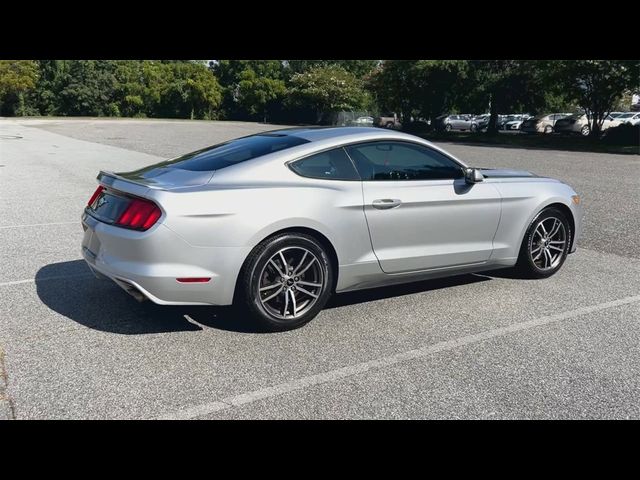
left=81, top=214, right=250, bottom=305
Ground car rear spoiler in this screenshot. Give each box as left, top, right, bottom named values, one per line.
left=97, top=170, right=155, bottom=198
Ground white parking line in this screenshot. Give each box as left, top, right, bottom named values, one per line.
left=0, top=221, right=78, bottom=229
left=0, top=273, right=93, bottom=288
left=157, top=294, right=640, bottom=420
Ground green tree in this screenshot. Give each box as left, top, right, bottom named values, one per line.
left=166, top=62, right=222, bottom=119
left=57, top=60, right=117, bottom=116
left=412, top=60, right=469, bottom=124
left=288, top=65, right=370, bottom=124
left=112, top=60, right=148, bottom=117
left=368, top=60, right=421, bottom=124
left=287, top=60, right=378, bottom=78
left=237, top=68, right=286, bottom=122
left=0, top=60, right=39, bottom=116
left=211, top=60, right=286, bottom=120
left=548, top=60, right=640, bottom=136
left=29, top=60, right=70, bottom=115
left=466, top=60, right=551, bottom=133
left=113, top=61, right=222, bottom=119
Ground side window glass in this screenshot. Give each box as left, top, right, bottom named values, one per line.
left=289, top=147, right=359, bottom=180
left=345, top=142, right=463, bottom=181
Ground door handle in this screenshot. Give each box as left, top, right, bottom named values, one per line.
left=372, top=198, right=402, bottom=209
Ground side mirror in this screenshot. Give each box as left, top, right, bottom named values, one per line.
left=464, top=168, right=484, bottom=184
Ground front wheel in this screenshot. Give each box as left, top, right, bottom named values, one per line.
left=580, top=125, right=590, bottom=136
left=445, top=124, right=452, bottom=132
left=239, top=233, right=333, bottom=331
left=513, top=207, right=572, bottom=279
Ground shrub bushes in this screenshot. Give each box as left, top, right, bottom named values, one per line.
left=602, top=124, right=640, bottom=146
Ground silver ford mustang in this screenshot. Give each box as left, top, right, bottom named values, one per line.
left=81, top=127, right=583, bottom=331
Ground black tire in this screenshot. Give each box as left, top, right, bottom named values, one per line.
left=445, top=123, right=452, bottom=132
left=238, top=232, right=334, bottom=331
left=385, top=122, right=394, bottom=129
left=580, top=125, right=590, bottom=136
left=513, top=207, right=572, bottom=279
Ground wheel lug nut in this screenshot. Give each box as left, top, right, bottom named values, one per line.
left=294, top=277, right=299, bottom=281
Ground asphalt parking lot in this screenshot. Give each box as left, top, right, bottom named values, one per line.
left=1, top=117, right=639, bottom=419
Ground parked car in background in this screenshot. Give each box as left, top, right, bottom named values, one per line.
left=554, top=113, right=621, bottom=136
left=374, top=113, right=402, bottom=129
left=499, top=115, right=526, bottom=131
left=441, top=114, right=477, bottom=132
left=504, top=116, right=525, bottom=131
left=473, top=114, right=491, bottom=131
left=495, top=115, right=513, bottom=130
left=614, top=112, right=640, bottom=126
left=521, top=113, right=571, bottom=134
left=351, top=116, right=374, bottom=127
left=609, top=112, right=625, bottom=119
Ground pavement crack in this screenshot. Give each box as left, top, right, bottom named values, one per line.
left=0, top=345, right=17, bottom=420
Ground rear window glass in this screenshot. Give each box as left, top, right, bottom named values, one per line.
left=159, top=133, right=309, bottom=172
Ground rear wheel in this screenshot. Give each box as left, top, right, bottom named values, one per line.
left=513, top=207, right=571, bottom=279
left=544, top=125, right=554, bottom=134
left=239, top=233, right=333, bottom=331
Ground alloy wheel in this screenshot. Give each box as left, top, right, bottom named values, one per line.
left=528, top=216, right=567, bottom=271
left=258, top=246, right=324, bottom=320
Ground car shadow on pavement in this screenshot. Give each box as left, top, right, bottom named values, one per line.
left=326, top=274, right=489, bottom=309
left=36, top=260, right=492, bottom=335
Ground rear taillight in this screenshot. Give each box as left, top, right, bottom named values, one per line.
left=87, top=186, right=104, bottom=207
left=115, top=198, right=162, bottom=231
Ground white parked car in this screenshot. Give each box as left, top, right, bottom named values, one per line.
left=521, top=113, right=572, bottom=134
left=614, top=112, right=640, bottom=126
left=504, top=115, right=526, bottom=131
left=554, top=114, right=621, bottom=136
left=352, top=116, right=374, bottom=126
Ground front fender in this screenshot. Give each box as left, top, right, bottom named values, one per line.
left=489, top=180, right=581, bottom=262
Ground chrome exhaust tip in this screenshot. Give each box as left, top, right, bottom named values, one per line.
left=113, top=278, right=148, bottom=303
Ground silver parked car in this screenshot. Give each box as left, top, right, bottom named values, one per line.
left=82, top=127, right=583, bottom=331
left=441, top=114, right=477, bottom=131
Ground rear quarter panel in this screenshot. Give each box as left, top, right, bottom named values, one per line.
left=148, top=164, right=377, bottom=290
